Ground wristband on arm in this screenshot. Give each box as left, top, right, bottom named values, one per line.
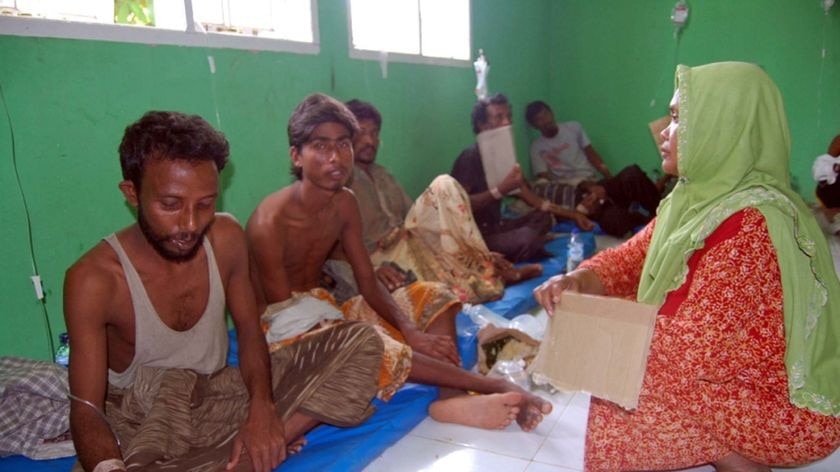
left=489, top=187, right=503, bottom=200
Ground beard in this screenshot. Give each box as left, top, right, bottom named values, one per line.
left=137, top=207, right=209, bottom=263
left=354, top=145, right=377, bottom=164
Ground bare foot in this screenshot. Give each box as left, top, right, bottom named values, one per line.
left=493, top=252, right=543, bottom=285
left=712, top=452, right=771, bottom=472
left=513, top=389, right=553, bottom=432
left=429, top=392, right=522, bottom=429
left=491, top=252, right=513, bottom=271
left=512, top=263, right=543, bottom=283
left=286, top=437, right=307, bottom=455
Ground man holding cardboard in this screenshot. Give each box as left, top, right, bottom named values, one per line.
left=451, top=93, right=593, bottom=262
left=343, top=98, right=545, bottom=303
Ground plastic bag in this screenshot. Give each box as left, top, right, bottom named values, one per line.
left=486, top=359, right=531, bottom=390
left=463, top=303, right=546, bottom=341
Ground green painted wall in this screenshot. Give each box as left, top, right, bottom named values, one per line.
left=0, top=0, right=551, bottom=360
left=547, top=1, right=840, bottom=196
left=3, top=0, right=837, bottom=361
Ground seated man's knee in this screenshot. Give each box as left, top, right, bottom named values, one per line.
left=334, top=321, right=385, bottom=355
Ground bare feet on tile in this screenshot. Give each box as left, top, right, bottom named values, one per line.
left=513, top=389, right=553, bottom=432
left=429, top=392, right=522, bottom=429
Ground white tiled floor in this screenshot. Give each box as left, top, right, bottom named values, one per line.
left=365, top=387, right=840, bottom=472
left=364, top=227, right=840, bottom=472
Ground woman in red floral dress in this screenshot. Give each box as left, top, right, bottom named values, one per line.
left=535, top=62, right=840, bottom=471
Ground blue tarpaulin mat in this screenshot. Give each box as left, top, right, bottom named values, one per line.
left=0, top=383, right=436, bottom=472
left=2, top=331, right=437, bottom=472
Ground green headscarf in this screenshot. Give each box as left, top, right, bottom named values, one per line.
left=638, top=62, right=840, bottom=416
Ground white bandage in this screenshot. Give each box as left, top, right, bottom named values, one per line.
left=489, top=187, right=503, bottom=200
left=93, top=458, right=126, bottom=472
left=540, top=200, right=551, bottom=212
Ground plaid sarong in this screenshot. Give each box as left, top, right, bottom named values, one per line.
left=0, top=357, right=72, bottom=459
left=71, top=321, right=382, bottom=471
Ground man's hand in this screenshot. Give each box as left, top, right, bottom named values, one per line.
left=579, top=184, right=606, bottom=212
left=375, top=264, right=407, bottom=292
left=403, top=329, right=460, bottom=365
left=226, top=401, right=286, bottom=472
left=498, top=164, right=524, bottom=195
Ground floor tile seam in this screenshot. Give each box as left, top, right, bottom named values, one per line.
left=527, top=458, right=584, bottom=472
left=412, top=435, right=548, bottom=462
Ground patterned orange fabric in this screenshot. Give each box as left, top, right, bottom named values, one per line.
left=580, top=209, right=840, bottom=470
left=265, top=282, right=459, bottom=402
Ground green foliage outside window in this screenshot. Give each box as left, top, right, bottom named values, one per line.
left=115, top=0, right=155, bottom=26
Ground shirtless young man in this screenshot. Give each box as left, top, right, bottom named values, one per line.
left=64, top=111, right=382, bottom=472
left=247, top=93, right=552, bottom=431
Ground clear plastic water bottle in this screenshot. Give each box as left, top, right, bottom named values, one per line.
left=55, top=332, right=70, bottom=367
left=566, top=229, right=584, bottom=273
left=463, top=303, right=506, bottom=328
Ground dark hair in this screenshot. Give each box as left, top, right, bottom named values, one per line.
left=118, top=111, right=229, bottom=189
left=287, top=93, right=360, bottom=180
left=471, top=93, right=510, bottom=134
left=345, top=99, right=382, bottom=130
left=525, top=100, right=552, bottom=127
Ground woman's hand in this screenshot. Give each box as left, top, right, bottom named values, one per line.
left=533, top=269, right=603, bottom=316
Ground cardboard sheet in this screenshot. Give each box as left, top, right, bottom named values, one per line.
left=528, top=292, right=657, bottom=410
left=477, top=124, right=517, bottom=190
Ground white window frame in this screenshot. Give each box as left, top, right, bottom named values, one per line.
left=0, top=0, right=320, bottom=54
left=346, top=0, right=471, bottom=68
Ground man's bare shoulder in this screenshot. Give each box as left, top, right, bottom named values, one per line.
left=209, top=212, right=246, bottom=242
left=64, top=232, right=128, bottom=313
left=334, top=187, right=361, bottom=214
left=248, top=187, right=296, bottom=230
left=207, top=212, right=248, bottom=256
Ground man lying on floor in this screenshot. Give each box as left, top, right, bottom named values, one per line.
left=247, top=93, right=553, bottom=432
left=63, top=111, right=383, bottom=472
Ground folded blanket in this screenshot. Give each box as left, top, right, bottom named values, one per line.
left=0, top=357, right=73, bottom=459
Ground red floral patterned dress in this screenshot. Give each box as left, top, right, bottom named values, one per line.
left=580, top=208, right=840, bottom=471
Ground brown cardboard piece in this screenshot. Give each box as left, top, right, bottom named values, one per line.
left=528, top=292, right=657, bottom=410
left=477, top=124, right=517, bottom=190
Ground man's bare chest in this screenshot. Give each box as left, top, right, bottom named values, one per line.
left=128, top=265, right=210, bottom=332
